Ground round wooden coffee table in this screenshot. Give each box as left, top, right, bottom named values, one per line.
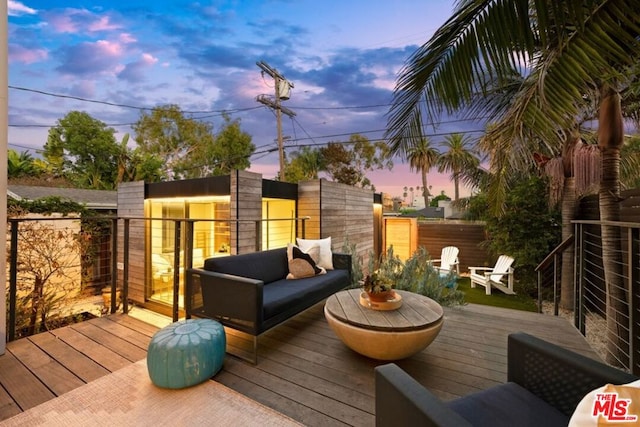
left=324, top=289, right=444, bottom=360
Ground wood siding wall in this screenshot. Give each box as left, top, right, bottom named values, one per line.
left=231, top=170, right=262, bottom=254
left=579, top=188, right=640, bottom=222
left=298, top=180, right=374, bottom=269
left=117, top=181, right=145, bottom=304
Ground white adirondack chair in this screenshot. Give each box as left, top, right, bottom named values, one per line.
left=469, top=255, right=515, bottom=295
left=430, top=246, right=460, bottom=275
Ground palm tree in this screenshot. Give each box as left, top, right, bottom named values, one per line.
left=407, top=139, right=439, bottom=208
left=8, top=150, right=38, bottom=179
left=386, top=1, right=640, bottom=366
left=438, top=133, right=478, bottom=201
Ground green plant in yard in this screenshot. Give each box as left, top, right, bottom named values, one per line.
left=396, top=247, right=465, bottom=307
left=364, top=246, right=465, bottom=307
left=341, top=238, right=363, bottom=288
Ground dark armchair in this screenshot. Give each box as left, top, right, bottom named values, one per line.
left=375, top=332, right=638, bottom=427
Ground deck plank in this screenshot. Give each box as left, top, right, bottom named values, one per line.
left=69, top=321, right=147, bottom=362
left=6, top=338, right=84, bottom=396
left=0, top=303, right=603, bottom=425
left=0, top=345, right=55, bottom=412
left=28, top=332, right=109, bottom=383
left=50, top=325, right=132, bottom=372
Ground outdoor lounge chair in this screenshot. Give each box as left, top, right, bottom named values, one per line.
left=469, top=255, right=514, bottom=295
left=430, top=246, right=460, bottom=276
left=375, top=332, right=639, bottom=427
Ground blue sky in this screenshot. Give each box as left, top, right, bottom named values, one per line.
left=8, top=0, right=479, bottom=199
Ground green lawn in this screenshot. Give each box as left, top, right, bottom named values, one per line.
left=455, top=277, right=537, bottom=312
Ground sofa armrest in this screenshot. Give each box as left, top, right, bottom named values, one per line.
left=186, top=268, right=264, bottom=335
left=332, top=252, right=352, bottom=278
left=508, top=332, right=638, bottom=416
left=375, top=364, right=472, bottom=427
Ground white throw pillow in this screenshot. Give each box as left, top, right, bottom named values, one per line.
left=296, top=237, right=334, bottom=270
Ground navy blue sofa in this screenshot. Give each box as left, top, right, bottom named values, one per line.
left=375, top=332, right=638, bottom=427
left=186, top=247, right=351, bottom=340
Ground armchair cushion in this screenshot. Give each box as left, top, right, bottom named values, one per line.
left=448, top=382, right=568, bottom=427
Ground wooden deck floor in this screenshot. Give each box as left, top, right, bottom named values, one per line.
left=0, top=303, right=599, bottom=426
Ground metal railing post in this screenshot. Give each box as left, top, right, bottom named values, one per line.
left=553, top=254, right=559, bottom=316
left=110, top=218, right=118, bottom=314
left=255, top=220, right=261, bottom=251
left=122, top=218, right=130, bottom=314
left=628, top=227, right=639, bottom=374
left=8, top=219, right=19, bottom=341
left=172, top=221, right=181, bottom=322
left=575, top=222, right=586, bottom=335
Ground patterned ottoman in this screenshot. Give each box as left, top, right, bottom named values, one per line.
left=147, top=319, right=226, bottom=389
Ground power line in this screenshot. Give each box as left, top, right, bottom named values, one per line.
left=8, top=85, right=261, bottom=115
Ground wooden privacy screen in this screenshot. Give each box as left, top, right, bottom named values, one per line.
left=383, top=217, right=418, bottom=261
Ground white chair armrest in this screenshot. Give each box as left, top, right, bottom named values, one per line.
left=469, top=266, right=492, bottom=273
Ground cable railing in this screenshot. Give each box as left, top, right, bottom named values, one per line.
left=574, top=220, right=640, bottom=373
left=536, top=220, right=640, bottom=374
left=6, top=215, right=309, bottom=342
left=535, top=235, right=574, bottom=315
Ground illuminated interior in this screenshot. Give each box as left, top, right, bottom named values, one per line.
left=147, top=196, right=231, bottom=307
left=262, top=198, right=296, bottom=250
left=146, top=195, right=296, bottom=308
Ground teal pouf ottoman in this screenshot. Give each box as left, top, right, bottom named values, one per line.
left=147, top=319, right=225, bottom=389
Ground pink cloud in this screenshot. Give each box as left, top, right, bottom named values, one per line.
left=88, top=15, right=121, bottom=32
left=9, top=44, right=48, bottom=64
left=94, top=40, right=123, bottom=56
left=141, top=53, right=158, bottom=65
left=119, top=33, right=137, bottom=44
left=48, top=13, right=79, bottom=33
left=47, top=8, right=122, bottom=34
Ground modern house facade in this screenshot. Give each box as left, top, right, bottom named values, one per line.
left=117, top=170, right=378, bottom=316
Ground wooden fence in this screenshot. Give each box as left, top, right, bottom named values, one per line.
left=383, top=217, right=490, bottom=273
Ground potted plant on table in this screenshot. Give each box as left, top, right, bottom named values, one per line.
left=363, top=246, right=403, bottom=302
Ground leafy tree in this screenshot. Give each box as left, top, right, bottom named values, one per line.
left=133, top=105, right=215, bottom=180
left=320, top=134, right=392, bottom=189
left=407, top=138, right=439, bottom=208
left=206, top=114, right=255, bottom=176
left=483, top=175, right=561, bottom=294
left=43, top=111, right=121, bottom=190
left=621, top=136, right=640, bottom=189
left=438, top=133, right=479, bottom=201
left=8, top=150, right=42, bottom=179
left=8, top=203, right=93, bottom=336
left=429, top=191, right=450, bottom=207
left=282, top=146, right=325, bottom=183
left=133, top=106, right=254, bottom=179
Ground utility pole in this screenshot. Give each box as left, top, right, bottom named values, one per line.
left=256, top=60, right=295, bottom=181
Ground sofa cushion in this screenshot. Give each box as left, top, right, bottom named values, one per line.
left=297, top=237, right=334, bottom=270
left=286, top=243, right=325, bottom=279
left=203, top=248, right=288, bottom=284
left=263, top=269, right=349, bottom=320
left=447, top=382, right=569, bottom=427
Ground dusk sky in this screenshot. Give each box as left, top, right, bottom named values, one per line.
left=8, top=0, right=482, bottom=200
